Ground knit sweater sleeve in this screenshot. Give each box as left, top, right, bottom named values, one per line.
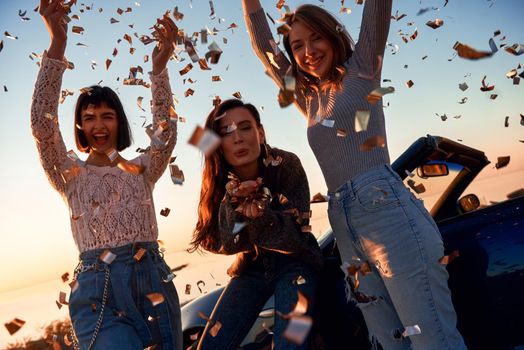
left=245, top=8, right=308, bottom=115
left=246, top=152, right=311, bottom=253
left=144, top=68, right=177, bottom=185
left=352, top=0, right=393, bottom=81
left=30, top=53, right=73, bottom=196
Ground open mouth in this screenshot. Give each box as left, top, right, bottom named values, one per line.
left=93, top=133, right=109, bottom=145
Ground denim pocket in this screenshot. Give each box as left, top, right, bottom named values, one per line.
left=355, top=179, right=400, bottom=212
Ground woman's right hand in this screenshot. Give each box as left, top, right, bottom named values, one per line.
left=39, top=0, right=71, bottom=59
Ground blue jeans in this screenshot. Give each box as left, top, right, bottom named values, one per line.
left=69, top=242, right=182, bottom=350
left=328, top=165, right=466, bottom=350
left=197, top=253, right=317, bottom=350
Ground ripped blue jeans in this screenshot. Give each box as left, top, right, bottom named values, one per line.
left=328, top=165, right=466, bottom=350
left=69, top=242, right=182, bottom=350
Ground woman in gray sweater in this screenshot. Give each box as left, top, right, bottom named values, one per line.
left=191, top=99, right=323, bottom=350
left=242, top=1, right=466, bottom=349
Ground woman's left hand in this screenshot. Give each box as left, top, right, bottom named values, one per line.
left=152, top=13, right=178, bottom=75
left=242, top=199, right=265, bottom=219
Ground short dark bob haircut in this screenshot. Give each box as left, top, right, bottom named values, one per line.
left=74, top=85, right=132, bottom=153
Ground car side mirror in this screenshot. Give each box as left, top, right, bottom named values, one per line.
left=417, top=163, right=449, bottom=177
left=458, top=194, right=480, bottom=213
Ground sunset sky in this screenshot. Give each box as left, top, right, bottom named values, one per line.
left=0, top=0, right=522, bottom=311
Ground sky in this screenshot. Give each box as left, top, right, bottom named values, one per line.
left=0, top=0, right=523, bottom=300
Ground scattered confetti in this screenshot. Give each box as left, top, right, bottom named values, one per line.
left=354, top=110, right=370, bottom=132
left=169, top=164, right=185, bottom=185
left=406, top=80, right=414, bottom=88
left=438, top=250, right=460, bottom=265
left=495, top=156, right=510, bottom=169
left=426, top=19, right=444, bottom=29
left=146, top=293, right=165, bottom=306
left=188, top=125, right=221, bottom=156
left=99, top=249, right=117, bottom=264
left=160, top=208, right=171, bottom=217
left=453, top=41, right=493, bottom=60
left=360, top=135, right=385, bottom=151
left=4, top=318, right=25, bottom=335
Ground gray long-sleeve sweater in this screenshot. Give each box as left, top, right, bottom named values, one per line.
left=245, top=0, right=393, bottom=191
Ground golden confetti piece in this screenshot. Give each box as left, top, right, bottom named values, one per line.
left=160, top=208, right=171, bottom=217
left=506, top=69, right=518, bottom=79
left=205, top=41, right=222, bottom=64
left=72, top=26, right=84, bottom=35
left=61, top=272, right=70, bottom=282
left=137, top=96, right=145, bottom=111
left=69, top=279, right=79, bottom=293
left=425, top=19, right=443, bottom=29
left=409, top=29, right=418, bottom=41
left=407, top=179, right=426, bottom=194
left=406, top=80, right=414, bottom=88
left=504, top=44, right=524, bottom=56
left=184, top=88, right=194, bottom=97
left=366, top=86, right=395, bottom=105
left=179, top=63, right=193, bottom=75
left=310, top=192, right=329, bottom=203
left=391, top=11, right=406, bottom=21
left=504, top=116, right=510, bottom=127
left=458, top=97, right=468, bottom=104
left=199, top=58, right=211, bottom=70
left=105, top=148, right=119, bottom=163
left=294, top=275, right=306, bottom=285
left=212, top=75, right=222, bottom=82
left=188, top=125, right=221, bottom=156
left=99, top=249, right=117, bottom=264
left=133, top=247, right=147, bottom=261
left=209, top=320, right=222, bottom=337
left=232, top=91, right=242, bottom=99
left=266, top=51, right=281, bottom=69
left=490, top=94, right=498, bottom=100
left=402, top=325, right=421, bottom=337
left=354, top=110, right=371, bottom=132
left=184, top=38, right=199, bottom=62
left=453, top=41, right=493, bottom=60
left=360, top=135, right=385, bottom=151
left=146, top=293, right=165, bottom=306
left=282, top=301, right=312, bottom=343
left=91, top=303, right=97, bottom=313
left=56, top=300, right=63, bottom=309
left=173, top=6, right=184, bottom=21
left=340, top=7, right=351, bottom=14
left=169, top=164, right=184, bottom=185
left=4, top=31, right=18, bottom=40
left=144, top=54, right=149, bottom=63
left=4, top=318, right=25, bottom=335
left=277, top=23, right=291, bottom=36
left=59, top=291, right=69, bottom=305
left=110, top=17, right=119, bottom=24
left=0, top=40, right=4, bottom=52
left=185, top=284, right=191, bottom=294
left=480, top=75, right=494, bottom=92
left=495, top=156, right=510, bottom=169
left=123, top=33, right=133, bottom=45
left=438, top=250, right=459, bottom=265
left=336, top=128, right=347, bottom=137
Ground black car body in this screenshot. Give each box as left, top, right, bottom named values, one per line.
left=181, top=135, right=524, bottom=350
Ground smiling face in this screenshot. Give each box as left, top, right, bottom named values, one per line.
left=288, top=20, right=335, bottom=80
left=80, top=102, right=119, bottom=155
left=217, top=107, right=265, bottom=180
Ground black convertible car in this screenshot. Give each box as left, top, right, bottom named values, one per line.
left=181, top=135, right=524, bottom=350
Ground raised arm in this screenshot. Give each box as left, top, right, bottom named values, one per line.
left=352, top=0, right=393, bottom=81
left=30, top=0, right=74, bottom=195
left=144, top=14, right=179, bottom=184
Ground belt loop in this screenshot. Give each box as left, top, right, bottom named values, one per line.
left=348, top=179, right=356, bottom=201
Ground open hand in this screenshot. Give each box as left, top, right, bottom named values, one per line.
left=39, top=0, right=71, bottom=59
left=152, top=13, right=178, bottom=75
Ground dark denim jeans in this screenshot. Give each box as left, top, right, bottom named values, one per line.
left=69, top=242, right=182, bottom=350
left=198, top=253, right=317, bottom=350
